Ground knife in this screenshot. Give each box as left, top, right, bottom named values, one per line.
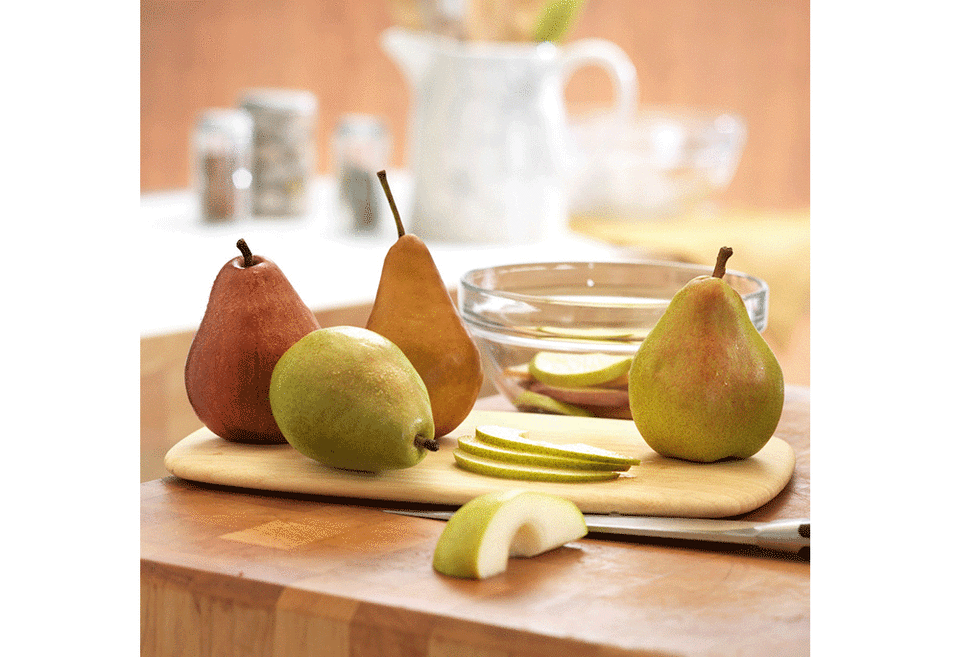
left=385, top=509, right=810, bottom=557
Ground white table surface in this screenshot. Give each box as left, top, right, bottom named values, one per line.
left=140, top=172, right=627, bottom=337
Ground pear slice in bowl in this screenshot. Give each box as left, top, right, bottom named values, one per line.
left=432, top=489, right=588, bottom=579
left=528, top=351, right=633, bottom=388
left=513, top=390, right=594, bottom=417
left=453, top=450, right=621, bottom=483
left=457, top=435, right=631, bottom=471
left=474, top=425, right=641, bottom=468
left=529, top=381, right=630, bottom=408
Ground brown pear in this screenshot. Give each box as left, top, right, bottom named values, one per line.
left=184, top=238, right=321, bottom=443
left=365, top=171, right=484, bottom=436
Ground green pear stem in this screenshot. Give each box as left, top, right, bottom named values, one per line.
left=377, top=170, right=405, bottom=238
left=236, top=238, right=255, bottom=268
left=416, top=436, right=440, bottom=452
left=712, top=247, right=733, bottom=278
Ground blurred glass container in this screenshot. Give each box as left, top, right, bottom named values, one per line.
left=239, top=88, right=318, bottom=217
left=331, top=114, right=392, bottom=234
left=569, top=107, right=747, bottom=222
left=192, top=109, right=253, bottom=223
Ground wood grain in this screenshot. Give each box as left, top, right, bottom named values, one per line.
left=140, top=0, right=809, bottom=210
left=164, top=409, right=795, bottom=518
left=141, top=381, right=811, bottom=656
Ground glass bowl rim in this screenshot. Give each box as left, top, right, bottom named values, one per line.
left=458, top=259, right=769, bottom=309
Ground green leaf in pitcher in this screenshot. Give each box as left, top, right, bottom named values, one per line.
left=533, top=0, right=587, bottom=43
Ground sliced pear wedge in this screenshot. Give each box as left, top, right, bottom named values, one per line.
left=513, top=390, right=593, bottom=417
left=528, top=351, right=633, bottom=388
left=432, top=490, right=588, bottom=579
left=453, top=450, right=621, bottom=483
left=529, top=381, right=630, bottom=408
left=457, top=435, right=631, bottom=471
left=475, top=424, right=641, bottom=467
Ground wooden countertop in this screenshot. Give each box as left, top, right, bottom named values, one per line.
left=141, top=386, right=809, bottom=656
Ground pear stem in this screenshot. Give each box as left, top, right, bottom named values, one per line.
left=236, top=238, right=255, bottom=268
left=377, top=170, right=405, bottom=238
left=415, top=436, right=440, bottom=452
left=712, top=247, right=733, bottom=278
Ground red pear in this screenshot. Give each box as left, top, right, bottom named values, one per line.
left=184, top=239, right=321, bottom=443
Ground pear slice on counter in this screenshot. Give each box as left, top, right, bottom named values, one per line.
left=453, top=450, right=621, bottom=483
left=513, top=390, right=594, bottom=417
left=474, top=425, right=641, bottom=468
left=528, top=351, right=632, bottom=388
left=432, top=490, right=588, bottom=579
left=457, top=435, right=631, bottom=471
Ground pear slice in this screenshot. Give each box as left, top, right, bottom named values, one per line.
left=457, top=436, right=631, bottom=471
left=528, top=352, right=633, bottom=388
left=503, top=362, right=533, bottom=381
left=453, top=450, right=621, bottom=483
left=534, top=326, right=650, bottom=342
left=513, top=390, right=594, bottom=417
left=475, top=425, right=640, bottom=467
left=432, top=490, right=588, bottom=579
left=529, top=381, right=630, bottom=408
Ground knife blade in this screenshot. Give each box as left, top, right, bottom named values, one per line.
left=385, top=509, right=810, bottom=557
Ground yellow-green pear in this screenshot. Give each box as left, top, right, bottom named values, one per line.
left=269, top=326, right=437, bottom=472
left=432, top=490, right=588, bottom=579
left=628, top=247, right=784, bottom=462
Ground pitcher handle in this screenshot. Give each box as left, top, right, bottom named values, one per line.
left=558, top=38, right=638, bottom=124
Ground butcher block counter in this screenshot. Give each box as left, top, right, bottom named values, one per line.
left=140, top=385, right=810, bottom=656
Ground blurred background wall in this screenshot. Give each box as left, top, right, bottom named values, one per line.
left=140, top=0, right=809, bottom=210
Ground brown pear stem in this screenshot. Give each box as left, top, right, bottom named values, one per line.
left=377, top=170, right=405, bottom=238
left=415, top=436, right=440, bottom=452
left=236, top=238, right=255, bottom=267
left=712, top=247, right=733, bottom=278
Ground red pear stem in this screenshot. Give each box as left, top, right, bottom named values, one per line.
left=712, top=247, right=733, bottom=278
left=416, top=436, right=440, bottom=452
left=377, top=170, right=405, bottom=238
left=236, top=238, right=255, bottom=268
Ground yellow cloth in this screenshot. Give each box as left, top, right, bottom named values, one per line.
left=570, top=208, right=810, bottom=350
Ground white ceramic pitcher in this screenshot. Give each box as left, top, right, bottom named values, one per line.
left=381, top=27, right=638, bottom=243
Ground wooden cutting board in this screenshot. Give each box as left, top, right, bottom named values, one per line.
left=164, top=410, right=795, bottom=518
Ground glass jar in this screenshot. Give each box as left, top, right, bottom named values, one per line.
left=331, top=114, right=392, bottom=234
left=192, top=109, right=253, bottom=223
left=239, top=88, right=318, bottom=217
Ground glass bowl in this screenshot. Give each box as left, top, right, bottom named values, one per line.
left=458, top=260, right=769, bottom=419
left=569, top=106, right=747, bottom=221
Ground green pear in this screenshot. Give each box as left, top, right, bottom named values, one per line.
left=268, top=326, right=437, bottom=472
left=432, top=490, right=588, bottom=579
left=628, top=247, right=784, bottom=462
